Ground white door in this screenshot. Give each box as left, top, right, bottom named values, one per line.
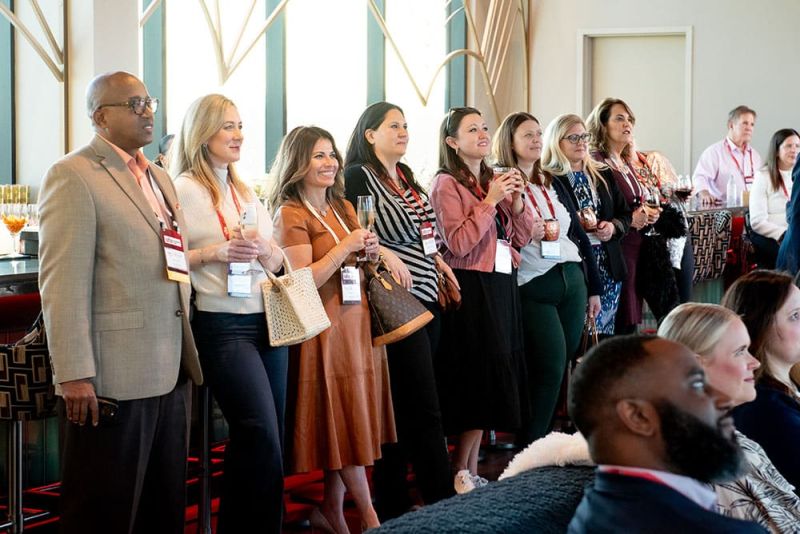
left=588, top=34, right=688, bottom=173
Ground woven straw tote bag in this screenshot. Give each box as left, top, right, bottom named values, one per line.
left=261, top=249, right=331, bottom=347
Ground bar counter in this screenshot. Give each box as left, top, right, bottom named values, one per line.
left=0, top=257, right=39, bottom=296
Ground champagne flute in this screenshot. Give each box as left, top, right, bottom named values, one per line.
left=356, top=195, right=377, bottom=262
left=1, top=203, right=29, bottom=257
left=240, top=202, right=260, bottom=273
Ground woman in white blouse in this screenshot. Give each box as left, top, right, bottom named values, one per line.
left=749, top=128, right=800, bottom=268
left=171, top=94, right=287, bottom=534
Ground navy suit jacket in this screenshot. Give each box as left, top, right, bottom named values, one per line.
left=568, top=472, right=766, bottom=533
left=775, top=157, right=800, bottom=273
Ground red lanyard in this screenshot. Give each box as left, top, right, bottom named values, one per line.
left=466, top=173, right=511, bottom=231
left=527, top=183, right=556, bottom=219
left=384, top=167, right=430, bottom=223
left=725, top=140, right=754, bottom=184
left=215, top=177, right=243, bottom=241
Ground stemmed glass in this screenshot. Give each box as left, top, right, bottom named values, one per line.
left=674, top=174, right=693, bottom=204
left=1, top=203, right=30, bottom=257
left=642, top=186, right=661, bottom=236
left=240, top=202, right=260, bottom=273
left=356, top=195, right=377, bottom=262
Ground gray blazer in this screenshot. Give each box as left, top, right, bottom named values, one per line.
left=39, top=135, right=203, bottom=401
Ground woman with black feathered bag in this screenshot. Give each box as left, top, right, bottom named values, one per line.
left=636, top=201, right=687, bottom=321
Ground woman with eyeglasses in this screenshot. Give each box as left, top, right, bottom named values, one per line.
left=587, top=98, right=652, bottom=333
left=539, top=114, right=631, bottom=338
left=343, top=102, right=454, bottom=517
left=171, top=94, right=287, bottom=533
left=491, top=112, right=603, bottom=445
left=429, top=106, right=533, bottom=493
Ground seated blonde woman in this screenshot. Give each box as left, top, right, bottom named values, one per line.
left=659, top=303, right=800, bottom=532
left=502, top=305, right=800, bottom=533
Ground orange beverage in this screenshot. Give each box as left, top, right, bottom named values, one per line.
left=2, top=214, right=26, bottom=234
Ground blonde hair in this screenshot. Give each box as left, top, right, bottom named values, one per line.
left=586, top=97, right=636, bottom=160
left=657, top=303, right=740, bottom=361
left=541, top=113, right=607, bottom=190
left=170, top=94, right=250, bottom=208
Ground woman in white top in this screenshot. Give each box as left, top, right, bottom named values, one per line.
left=172, top=94, right=287, bottom=534
left=749, top=128, right=800, bottom=268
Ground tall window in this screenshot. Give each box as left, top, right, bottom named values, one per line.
left=165, top=1, right=267, bottom=183
left=284, top=0, right=366, bottom=151
left=384, top=0, right=447, bottom=187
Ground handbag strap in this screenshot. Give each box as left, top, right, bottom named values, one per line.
left=264, top=247, right=293, bottom=282
left=303, top=198, right=351, bottom=245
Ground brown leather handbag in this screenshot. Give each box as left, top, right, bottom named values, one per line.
left=436, top=264, right=461, bottom=312
left=365, top=262, right=433, bottom=346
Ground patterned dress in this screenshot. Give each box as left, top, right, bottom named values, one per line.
left=570, top=170, right=622, bottom=335
left=715, top=430, right=800, bottom=532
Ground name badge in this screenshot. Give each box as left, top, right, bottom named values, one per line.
left=227, top=262, right=252, bottom=298
left=341, top=265, right=361, bottom=304
left=495, top=240, right=512, bottom=274
left=420, top=222, right=437, bottom=256
left=162, top=228, right=189, bottom=283
left=541, top=240, right=562, bottom=260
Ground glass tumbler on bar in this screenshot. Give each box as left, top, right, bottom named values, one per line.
left=356, top=195, right=378, bottom=262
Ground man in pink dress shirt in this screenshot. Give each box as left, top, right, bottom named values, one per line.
left=693, top=106, right=762, bottom=206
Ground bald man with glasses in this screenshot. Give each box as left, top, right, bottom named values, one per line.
left=38, top=71, right=202, bottom=534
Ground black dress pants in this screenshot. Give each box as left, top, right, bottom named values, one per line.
left=59, top=380, right=191, bottom=534
left=373, top=301, right=453, bottom=520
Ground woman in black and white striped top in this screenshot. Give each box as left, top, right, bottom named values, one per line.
left=344, top=101, right=456, bottom=518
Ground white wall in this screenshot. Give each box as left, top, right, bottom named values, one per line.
left=520, top=0, right=800, bottom=169
left=14, top=0, right=140, bottom=193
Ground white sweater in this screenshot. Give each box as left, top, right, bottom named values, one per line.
left=749, top=169, right=790, bottom=240
left=175, top=168, right=274, bottom=314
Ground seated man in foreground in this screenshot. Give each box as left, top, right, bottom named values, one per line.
left=567, top=335, right=764, bottom=533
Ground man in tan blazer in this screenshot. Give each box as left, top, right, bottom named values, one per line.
left=38, top=71, right=203, bottom=534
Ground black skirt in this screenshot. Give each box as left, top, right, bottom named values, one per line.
left=434, top=268, right=529, bottom=435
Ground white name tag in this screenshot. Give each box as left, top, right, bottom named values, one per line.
left=227, top=262, right=252, bottom=297
left=541, top=240, right=562, bottom=260
left=341, top=265, right=361, bottom=304
left=162, top=228, right=189, bottom=283
left=420, top=222, right=437, bottom=256
left=495, top=240, right=512, bottom=274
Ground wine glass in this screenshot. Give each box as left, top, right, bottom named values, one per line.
left=356, top=195, right=377, bottom=262
left=1, top=203, right=29, bottom=257
left=239, top=202, right=260, bottom=273
left=675, top=174, right=693, bottom=204
left=642, top=186, right=661, bottom=236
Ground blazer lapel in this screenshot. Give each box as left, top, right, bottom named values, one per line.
left=90, top=136, right=161, bottom=236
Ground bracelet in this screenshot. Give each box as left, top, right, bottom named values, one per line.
left=324, top=251, right=340, bottom=269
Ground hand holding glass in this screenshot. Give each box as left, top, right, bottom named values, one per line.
left=356, top=195, right=378, bottom=262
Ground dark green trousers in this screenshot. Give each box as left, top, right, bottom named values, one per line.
left=518, top=261, right=587, bottom=445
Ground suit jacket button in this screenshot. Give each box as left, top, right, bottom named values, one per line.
left=175, top=310, right=184, bottom=317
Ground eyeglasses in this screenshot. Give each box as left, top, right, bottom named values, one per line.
left=561, top=133, right=592, bottom=144
left=96, top=97, right=159, bottom=116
